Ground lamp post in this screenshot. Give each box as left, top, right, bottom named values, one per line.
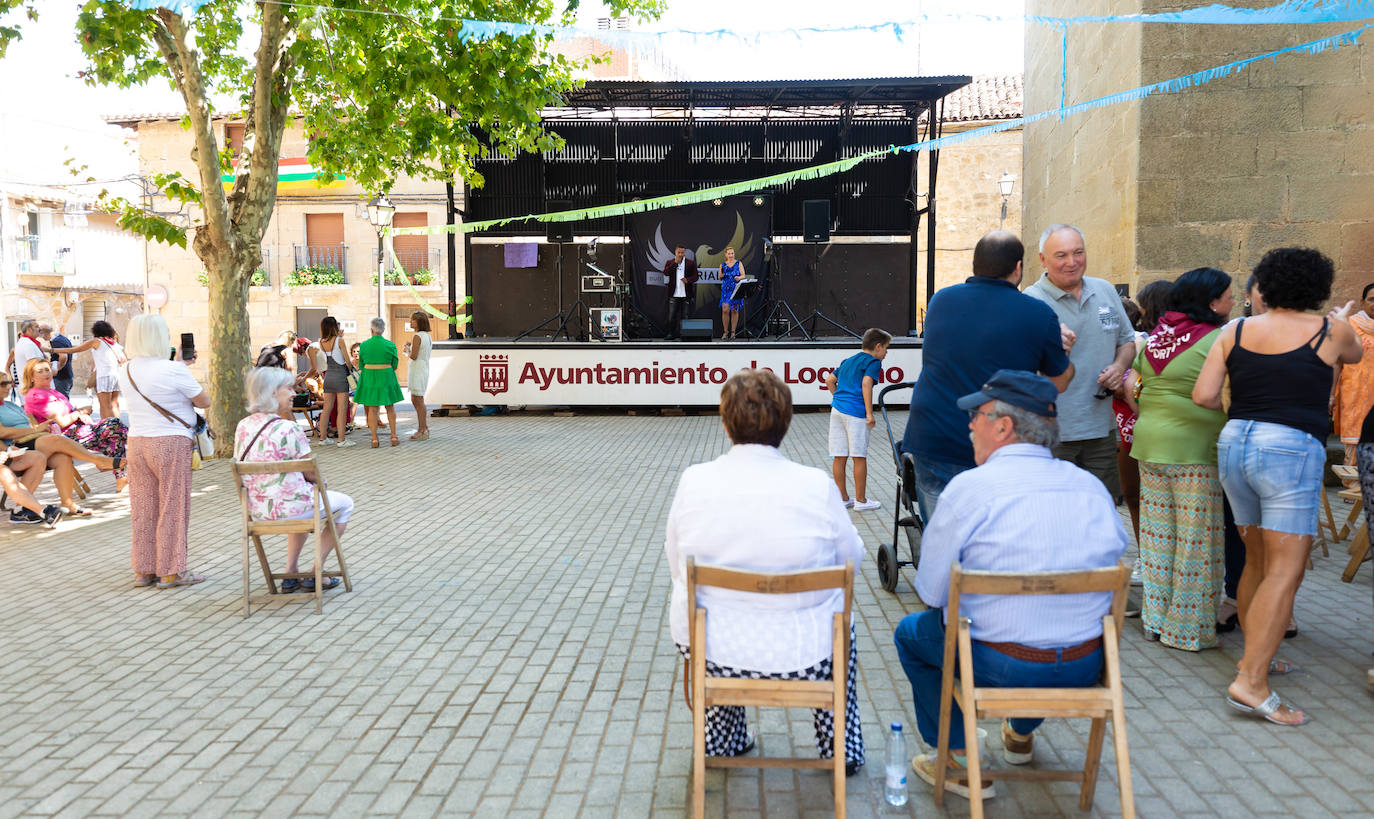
left=367, top=193, right=395, bottom=324
left=997, top=172, right=1015, bottom=226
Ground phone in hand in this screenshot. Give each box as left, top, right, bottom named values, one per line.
left=180, top=333, right=196, bottom=362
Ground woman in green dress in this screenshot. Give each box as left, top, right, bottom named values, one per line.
left=355, top=317, right=405, bottom=447
left=1131, top=267, right=1232, bottom=651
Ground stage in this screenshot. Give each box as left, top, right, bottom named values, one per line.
left=428, top=337, right=922, bottom=407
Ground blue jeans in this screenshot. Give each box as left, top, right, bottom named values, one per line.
left=912, top=455, right=970, bottom=522
left=1217, top=419, right=1325, bottom=536
left=893, top=610, right=1104, bottom=750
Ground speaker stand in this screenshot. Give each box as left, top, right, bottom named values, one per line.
left=753, top=299, right=810, bottom=340
left=783, top=310, right=860, bottom=340
left=514, top=242, right=576, bottom=341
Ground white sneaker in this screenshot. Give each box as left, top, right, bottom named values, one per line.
left=1130, top=559, right=1143, bottom=587
left=843, top=499, right=855, bottom=508
left=336, top=440, right=357, bottom=448
left=852, top=499, right=881, bottom=511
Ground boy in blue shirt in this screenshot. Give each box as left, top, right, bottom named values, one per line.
left=824, top=328, right=892, bottom=511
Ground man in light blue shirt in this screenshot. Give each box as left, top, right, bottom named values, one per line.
left=1024, top=224, right=1135, bottom=499
left=892, top=369, right=1128, bottom=800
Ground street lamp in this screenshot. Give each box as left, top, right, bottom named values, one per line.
left=997, top=172, right=1015, bottom=225
left=367, top=193, right=395, bottom=324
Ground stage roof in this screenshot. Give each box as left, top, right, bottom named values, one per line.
left=559, top=76, right=972, bottom=114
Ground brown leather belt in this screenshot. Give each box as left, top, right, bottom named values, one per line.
left=981, top=636, right=1102, bottom=663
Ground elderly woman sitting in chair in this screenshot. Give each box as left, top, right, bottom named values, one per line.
left=234, top=367, right=354, bottom=593
left=665, top=368, right=867, bottom=775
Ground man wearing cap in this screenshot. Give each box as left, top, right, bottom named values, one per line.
left=1024, top=224, right=1135, bottom=498
left=891, top=370, right=1129, bottom=800
left=901, top=230, right=1073, bottom=520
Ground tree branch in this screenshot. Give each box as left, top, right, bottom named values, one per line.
left=236, top=2, right=296, bottom=234
left=155, top=8, right=234, bottom=260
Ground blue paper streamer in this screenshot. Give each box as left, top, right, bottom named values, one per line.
left=124, top=0, right=213, bottom=10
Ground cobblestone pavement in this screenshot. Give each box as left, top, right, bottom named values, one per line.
left=2, top=409, right=1372, bottom=818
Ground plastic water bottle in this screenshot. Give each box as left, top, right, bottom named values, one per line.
left=885, top=721, right=908, bottom=806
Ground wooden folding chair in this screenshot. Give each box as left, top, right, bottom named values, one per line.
left=231, top=456, right=352, bottom=615
left=685, top=557, right=853, bottom=819
left=935, top=562, right=1134, bottom=819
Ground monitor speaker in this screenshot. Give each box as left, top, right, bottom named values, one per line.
left=680, top=318, right=713, bottom=341
left=546, top=201, right=573, bottom=242
left=802, top=199, right=830, bottom=243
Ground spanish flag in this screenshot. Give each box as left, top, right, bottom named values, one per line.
left=221, top=157, right=346, bottom=192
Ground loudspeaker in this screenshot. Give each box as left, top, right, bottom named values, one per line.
left=802, top=199, right=830, bottom=243
left=546, top=201, right=573, bottom=242
left=680, top=318, right=713, bottom=341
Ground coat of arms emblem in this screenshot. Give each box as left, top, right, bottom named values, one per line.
left=479, top=354, right=509, bottom=396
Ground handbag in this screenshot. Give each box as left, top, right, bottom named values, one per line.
left=124, top=363, right=215, bottom=463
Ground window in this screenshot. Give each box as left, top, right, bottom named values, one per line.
left=225, top=123, right=245, bottom=156
left=391, top=212, right=429, bottom=275
left=293, top=212, right=347, bottom=279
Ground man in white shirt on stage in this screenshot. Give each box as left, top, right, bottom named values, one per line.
left=892, top=369, right=1128, bottom=800
left=662, top=244, right=698, bottom=340
left=666, top=368, right=867, bottom=774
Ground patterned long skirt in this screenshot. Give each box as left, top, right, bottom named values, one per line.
left=62, top=418, right=127, bottom=480
left=1139, top=462, right=1224, bottom=650
left=676, top=627, right=865, bottom=766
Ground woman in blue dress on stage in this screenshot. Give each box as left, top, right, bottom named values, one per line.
left=718, top=246, right=746, bottom=339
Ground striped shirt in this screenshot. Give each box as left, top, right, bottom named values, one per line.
left=913, top=442, right=1128, bottom=648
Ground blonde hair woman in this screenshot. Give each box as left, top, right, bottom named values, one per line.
left=119, top=314, right=210, bottom=589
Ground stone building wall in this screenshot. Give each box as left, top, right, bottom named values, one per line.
left=1023, top=0, right=1141, bottom=289
left=915, top=126, right=1023, bottom=295
left=132, top=119, right=464, bottom=386
left=1136, top=5, right=1373, bottom=302
left=1025, top=1, right=1373, bottom=302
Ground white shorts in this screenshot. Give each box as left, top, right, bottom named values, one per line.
left=96, top=375, right=121, bottom=394
left=281, top=489, right=354, bottom=527
left=828, top=410, right=870, bottom=458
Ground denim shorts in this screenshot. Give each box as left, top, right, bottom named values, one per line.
left=1216, top=419, right=1325, bottom=536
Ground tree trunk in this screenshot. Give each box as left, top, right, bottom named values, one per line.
left=201, top=246, right=254, bottom=458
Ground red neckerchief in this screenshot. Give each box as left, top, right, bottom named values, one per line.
left=1145, top=311, right=1219, bottom=375
left=20, top=333, right=39, bottom=346
left=98, top=337, right=115, bottom=346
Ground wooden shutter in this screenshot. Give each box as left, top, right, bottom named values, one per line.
left=391, top=212, right=428, bottom=273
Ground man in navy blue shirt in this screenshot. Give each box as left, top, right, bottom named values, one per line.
left=901, top=231, right=1074, bottom=520
left=46, top=325, right=74, bottom=397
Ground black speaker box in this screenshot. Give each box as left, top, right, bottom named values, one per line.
left=546, top=201, right=573, bottom=242
left=680, top=318, right=713, bottom=340
left=802, top=199, right=830, bottom=243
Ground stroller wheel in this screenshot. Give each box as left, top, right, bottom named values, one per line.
left=877, top=542, right=900, bottom=592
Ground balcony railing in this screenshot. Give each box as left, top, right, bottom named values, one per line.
left=392, top=248, right=434, bottom=274
left=293, top=243, right=348, bottom=275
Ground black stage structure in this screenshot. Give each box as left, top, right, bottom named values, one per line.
left=459, top=76, right=970, bottom=341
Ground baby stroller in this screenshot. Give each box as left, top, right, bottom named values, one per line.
left=875, top=382, right=924, bottom=592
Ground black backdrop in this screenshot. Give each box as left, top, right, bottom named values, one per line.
left=627, top=196, right=770, bottom=336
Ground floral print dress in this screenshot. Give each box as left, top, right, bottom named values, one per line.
left=233, top=412, right=316, bottom=520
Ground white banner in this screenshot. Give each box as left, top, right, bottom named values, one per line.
left=428, top=342, right=922, bottom=406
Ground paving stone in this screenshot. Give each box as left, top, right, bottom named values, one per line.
left=1, top=412, right=1371, bottom=817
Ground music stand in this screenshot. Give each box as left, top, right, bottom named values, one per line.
left=732, top=278, right=762, bottom=341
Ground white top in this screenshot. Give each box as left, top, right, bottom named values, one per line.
left=13, top=336, right=43, bottom=378
left=665, top=444, right=865, bottom=672
left=311, top=338, right=347, bottom=370
left=673, top=259, right=687, bottom=298
left=92, top=339, right=124, bottom=379
left=914, top=443, right=1129, bottom=648
left=413, top=331, right=432, bottom=361
left=119, top=358, right=205, bottom=439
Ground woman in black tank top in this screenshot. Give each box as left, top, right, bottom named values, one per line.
left=1193, top=248, right=1363, bottom=727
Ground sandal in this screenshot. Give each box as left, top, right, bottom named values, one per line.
left=1225, top=690, right=1308, bottom=726
left=370, top=438, right=379, bottom=448
left=110, top=456, right=122, bottom=471
left=156, top=572, right=206, bottom=589
left=65, top=506, right=92, bottom=518
left=1284, top=616, right=1298, bottom=639
left=1269, top=659, right=1300, bottom=675
left=390, top=436, right=400, bottom=447
left=300, top=576, right=341, bottom=592
left=280, top=578, right=301, bottom=593
left=132, top=573, right=157, bottom=587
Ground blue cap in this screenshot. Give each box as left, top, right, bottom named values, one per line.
left=891, top=721, right=902, bottom=731
left=956, top=369, right=1058, bottom=418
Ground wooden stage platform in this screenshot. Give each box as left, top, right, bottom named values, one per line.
left=427, top=336, right=922, bottom=407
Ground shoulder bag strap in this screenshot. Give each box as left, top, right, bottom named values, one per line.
left=124, top=362, right=193, bottom=429
left=235, top=417, right=282, bottom=461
